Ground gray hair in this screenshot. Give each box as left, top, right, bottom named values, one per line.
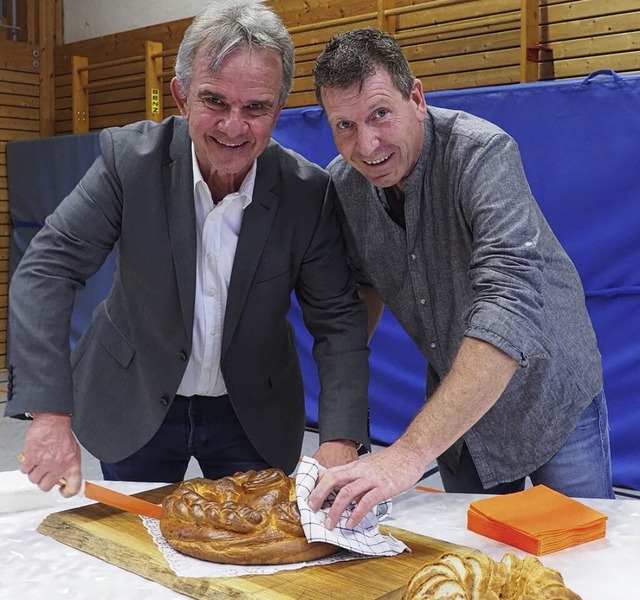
left=174, top=0, right=294, bottom=107
left=313, top=27, right=415, bottom=106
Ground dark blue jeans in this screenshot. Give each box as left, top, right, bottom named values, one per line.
left=438, top=391, right=615, bottom=498
left=100, top=394, right=270, bottom=482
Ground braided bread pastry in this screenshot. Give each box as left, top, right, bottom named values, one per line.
left=160, top=468, right=337, bottom=565
left=403, top=551, right=582, bottom=599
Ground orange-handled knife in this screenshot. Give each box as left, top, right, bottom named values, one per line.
left=84, top=481, right=164, bottom=519
left=18, top=454, right=163, bottom=519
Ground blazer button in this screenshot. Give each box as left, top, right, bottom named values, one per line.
left=179, top=351, right=188, bottom=361
left=160, top=395, right=170, bottom=406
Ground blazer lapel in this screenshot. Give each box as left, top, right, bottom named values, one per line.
left=163, top=121, right=197, bottom=336
left=222, top=146, right=280, bottom=356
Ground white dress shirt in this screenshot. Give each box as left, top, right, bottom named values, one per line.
left=176, top=144, right=256, bottom=397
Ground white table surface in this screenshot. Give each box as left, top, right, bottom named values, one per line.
left=388, top=487, right=640, bottom=599
left=1, top=478, right=638, bottom=599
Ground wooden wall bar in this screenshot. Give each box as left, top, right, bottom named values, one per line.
left=53, top=18, right=188, bottom=135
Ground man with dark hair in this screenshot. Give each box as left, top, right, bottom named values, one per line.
left=310, top=27, right=614, bottom=529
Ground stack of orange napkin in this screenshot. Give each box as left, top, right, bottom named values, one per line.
left=467, top=484, right=607, bottom=555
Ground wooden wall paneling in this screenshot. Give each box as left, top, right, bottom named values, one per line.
left=291, top=16, right=378, bottom=67
left=87, top=82, right=145, bottom=129
left=288, top=14, right=378, bottom=106
left=289, top=14, right=377, bottom=47
left=542, top=0, right=637, bottom=23
left=90, top=109, right=146, bottom=130
left=291, top=28, right=521, bottom=95
left=287, top=89, right=321, bottom=108
left=53, top=72, right=73, bottom=134
left=1, top=75, right=40, bottom=100
left=0, top=129, right=40, bottom=142
left=393, top=12, right=520, bottom=45
left=392, top=0, right=520, bottom=30
left=90, top=96, right=146, bottom=117
left=0, top=116, right=39, bottom=134
left=403, top=29, right=521, bottom=62
left=383, top=0, right=523, bottom=90
left=1, top=67, right=40, bottom=91
left=80, top=56, right=145, bottom=84
left=47, top=0, right=640, bottom=130
left=546, top=10, right=640, bottom=41
left=415, top=57, right=521, bottom=91
left=0, top=92, right=39, bottom=110
left=273, top=0, right=374, bottom=27
left=539, top=1, right=640, bottom=80
left=549, top=30, right=640, bottom=60
left=545, top=51, right=640, bottom=80
left=0, top=39, right=40, bottom=70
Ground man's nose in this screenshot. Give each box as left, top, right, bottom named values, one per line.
left=356, top=126, right=380, bottom=156
left=219, top=109, right=248, bottom=136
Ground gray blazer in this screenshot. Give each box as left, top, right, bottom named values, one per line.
left=6, top=116, right=370, bottom=474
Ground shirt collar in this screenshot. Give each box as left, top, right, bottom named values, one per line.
left=190, top=143, right=256, bottom=209
left=399, top=120, right=430, bottom=198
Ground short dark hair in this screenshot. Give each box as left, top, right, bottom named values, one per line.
left=313, top=27, right=415, bottom=106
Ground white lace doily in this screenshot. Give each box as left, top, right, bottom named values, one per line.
left=141, top=517, right=364, bottom=578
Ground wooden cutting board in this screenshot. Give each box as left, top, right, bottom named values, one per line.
left=37, top=483, right=477, bottom=600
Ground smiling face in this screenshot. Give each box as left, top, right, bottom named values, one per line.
left=321, top=68, right=427, bottom=189
left=171, top=45, right=283, bottom=197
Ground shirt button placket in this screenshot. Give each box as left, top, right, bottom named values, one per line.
left=409, top=249, right=440, bottom=359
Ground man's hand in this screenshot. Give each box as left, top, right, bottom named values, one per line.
left=20, top=413, right=83, bottom=497
left=308, top=442, right=424, bottom=529
left=312, top=439, right=359, bottom=469
left=309, top=338, right=518, bottom=530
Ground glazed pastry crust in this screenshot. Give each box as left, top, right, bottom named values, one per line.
left=160, top=469, right=337, bottom=565
left=403, top=551, right=582, bottom=600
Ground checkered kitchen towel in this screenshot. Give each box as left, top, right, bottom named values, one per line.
left=295, top=456, right=408, bottom=556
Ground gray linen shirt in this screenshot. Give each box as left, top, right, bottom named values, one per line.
left=329, top=106, right=602, bottom=488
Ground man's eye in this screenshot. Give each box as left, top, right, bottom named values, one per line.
left=336, top=121, right=352, bottom=131
left=203, top=96, right=222, bottom=106
left=247, top=103, right=264, bottom=111
left=375, top=108, right=389, bottom=118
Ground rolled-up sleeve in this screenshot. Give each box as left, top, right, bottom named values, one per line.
left=459, top=134, right=551, bottom=366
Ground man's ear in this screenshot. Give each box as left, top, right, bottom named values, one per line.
left=411, top=78, right=428, bottom=122
left=170, top=77, right=189, bottom=118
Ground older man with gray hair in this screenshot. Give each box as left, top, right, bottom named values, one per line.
left=8, top=0, right=370, bottom=495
